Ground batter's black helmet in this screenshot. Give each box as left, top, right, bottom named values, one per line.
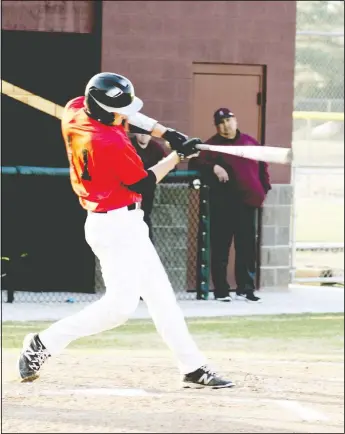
left=85, top=72, right=143, bottom=123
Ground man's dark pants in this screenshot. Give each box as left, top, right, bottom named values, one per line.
left=210, top=194, right=257, bottom=298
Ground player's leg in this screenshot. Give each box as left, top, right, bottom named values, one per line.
left=137, top=217, right=234, bottom=388
left=18, top=211, right=142, bottom=382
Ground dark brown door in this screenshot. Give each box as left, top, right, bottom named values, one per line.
left=191, top=63, right=264, bottom=290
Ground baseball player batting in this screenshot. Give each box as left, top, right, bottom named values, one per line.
left=17, top=72, right=234, bottom=389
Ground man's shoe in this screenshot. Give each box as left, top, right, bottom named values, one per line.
left=215, top=295, right=232, bottom=302
left=235, top=291, right=247, bottom=301
left=236, top=290, right=262, bottom=303
left=245, top=292, right=262, bottom=303
left=18, top=333, right=50, bottom=382
left=183, top=365, right=235, bottom=389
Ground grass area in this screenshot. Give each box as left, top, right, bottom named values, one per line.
left=2, top=313, right=344, bottom=350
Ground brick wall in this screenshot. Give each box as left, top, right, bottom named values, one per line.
left=102, top=0, right=296, bottom=185
left=2, top=0, right=95, bottom=33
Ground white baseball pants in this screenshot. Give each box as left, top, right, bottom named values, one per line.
left=39, top=206, right=207, bottom=374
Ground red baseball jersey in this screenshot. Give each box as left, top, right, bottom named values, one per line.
left=61, top=96, right=148, bottom=212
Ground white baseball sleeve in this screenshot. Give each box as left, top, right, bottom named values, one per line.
left=128, top=112, right=158, bottom=133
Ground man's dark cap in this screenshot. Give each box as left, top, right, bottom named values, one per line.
left=214, top=108, right=235, bottom=125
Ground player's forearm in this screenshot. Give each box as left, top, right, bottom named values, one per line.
left=149, top=152, right=180, bottom=183
left=151, top=122, right=167, bottom=138
left=128, top=112, right=188, bottom=152
left=128, top=112, right=166, bottom=136
left=127, top=112, right=179, bottom=139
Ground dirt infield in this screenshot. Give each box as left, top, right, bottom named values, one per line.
left=2, top=338, right=344, bottom=433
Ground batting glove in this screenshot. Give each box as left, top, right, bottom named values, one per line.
left=162, top=129, right=188, bottom=151
left=177, top=138, right=203, bottom=159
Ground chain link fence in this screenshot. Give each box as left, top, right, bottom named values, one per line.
left=1, top=169, right=210, bottom=303
left=291, top=166, right=344, bottom=284
left=291, top=1, right=344, bottom=285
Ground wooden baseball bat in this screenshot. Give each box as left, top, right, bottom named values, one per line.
left=195, top=144, right=292, bottom=165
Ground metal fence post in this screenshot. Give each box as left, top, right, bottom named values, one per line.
left=290, top=164, right=297, bottom=284
left=196, top=183, right=211, bottom=300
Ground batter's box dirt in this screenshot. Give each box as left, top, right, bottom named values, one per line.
left=2, top=348, right=344, bottom=433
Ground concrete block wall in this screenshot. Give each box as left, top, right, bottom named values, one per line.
left=260, top=184, right=293, bottom=289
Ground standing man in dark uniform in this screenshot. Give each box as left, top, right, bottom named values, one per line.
left=17, top=72, right=234, bottom=390
left=191, top=108, right=271, bottom=303
left=130, top=133, right=167, bottom=241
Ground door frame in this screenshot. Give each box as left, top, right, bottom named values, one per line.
left=256, top=64, right=267, bottom=290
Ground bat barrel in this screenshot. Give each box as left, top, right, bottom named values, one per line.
left=194, top=144, right=292, bottom=165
